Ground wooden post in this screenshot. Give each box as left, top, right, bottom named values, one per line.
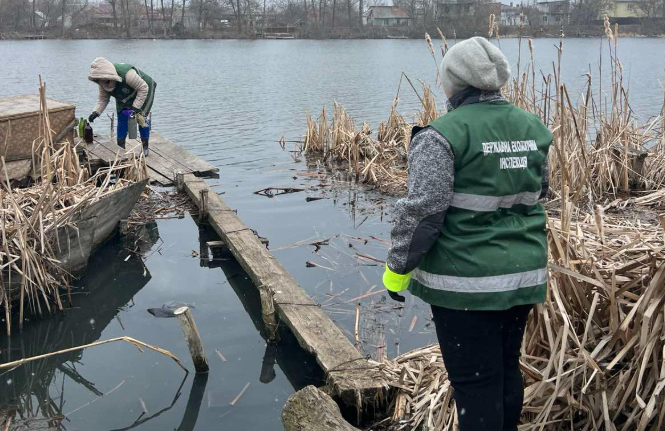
left=174, top=307, right=209, bottom=373
left=175, top=171, right=184, bottom=192
left=119, top=220, right=129, bottom=235
left=199, top=189, right=209, bottom=220
left=259, top=285, right=279, bottom=342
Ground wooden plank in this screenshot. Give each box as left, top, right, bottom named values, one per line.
left=149, top=134, right=218, bottom=177
left=182, top=174, right=385, bottom=406
left=87, top=133, right=218, bottom=187
left=86, top=138, right=172, bottom=186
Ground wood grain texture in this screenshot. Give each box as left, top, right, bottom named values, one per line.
left=88, top=133, right=218, bottom=186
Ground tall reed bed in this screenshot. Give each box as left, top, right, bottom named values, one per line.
left=300, top=25, right=665, bottom=431
left=0, top=81, right=148, bottom=335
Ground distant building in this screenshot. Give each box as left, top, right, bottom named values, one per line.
left=500, top=2, right=527, bottom=26
left=535, top=0, right=569, bottom=25
left=91, top=4, right=117, bottom=27
left=604, top=0, right=644, bottom=20
left=434, top=0, right=500, bottom=20
left=364, top=6, right=411, bottom=26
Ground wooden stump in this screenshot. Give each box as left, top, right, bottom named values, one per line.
left=175, top=171, right=185, bottom=192
left=259, top=285, right=279, bottom=342
left=282, top=386, right=360, bottom=431
left=174, top=307, right=209, bottom=373
left=199, top=189, right=209, bottom=220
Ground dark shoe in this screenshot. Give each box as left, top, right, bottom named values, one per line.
left=141, top=138, right=149, bottom=157
left=117, top=138, right=126, bottom=149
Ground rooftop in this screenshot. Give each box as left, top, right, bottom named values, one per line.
left=367, top=6, right=411, bottom=19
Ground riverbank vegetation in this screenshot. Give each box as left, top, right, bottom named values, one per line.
left=298, top=22, right=665, bottom=431
left=1, top=0, right=664, bottom=40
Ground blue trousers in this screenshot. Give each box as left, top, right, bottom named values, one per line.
left=117, top=111, right=150, bottom=140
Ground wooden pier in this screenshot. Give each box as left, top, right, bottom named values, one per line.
left=181, top=174, right=386, bottom=411
left=92, top=131, right=385, bottom=416
left=87, top=133, right=219, bottom=186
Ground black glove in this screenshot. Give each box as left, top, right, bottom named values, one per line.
left=88, top=111, right=100, bottom=123
left=388, top=290, right=405, bottom=303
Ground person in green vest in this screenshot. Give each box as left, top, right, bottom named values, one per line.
left=383, top=37, right=552, bottom=431
left=87, top=57, right=157, bottom=156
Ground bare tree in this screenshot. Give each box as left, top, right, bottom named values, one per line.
left=107, top=0, right=119, bottom=29
left=144, top=0, right=153, bottom=32
left=636, top=0, right=664, bottom=17
left=121, top=0, right=131, bottom=36
left=569, top=0, right=610, bottom=25
left=180, top=0, right=185, bottom=32
left=346, top=0, right=351, bottom=26
left=160, top=0, right=166, bottom=34
left=61, top=0, right=66, bottom=35
left=357, top=0, right=362, bottom=28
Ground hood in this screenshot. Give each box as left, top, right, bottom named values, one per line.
left=87, top=57, right=122, bottom=83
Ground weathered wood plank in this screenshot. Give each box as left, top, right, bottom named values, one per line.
left=182, top=174, right=385, bottom=406
left=87, top=133, right=218, bottom=187
left=150, top=134, right=218, bottom=176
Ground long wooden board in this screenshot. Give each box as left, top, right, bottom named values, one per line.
left=87, top=133, right=219, bottom=186
left=182, top=174, right=385, bottom=408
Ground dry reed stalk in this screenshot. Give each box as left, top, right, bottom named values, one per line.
left=0, top=336, right=187, bottom=372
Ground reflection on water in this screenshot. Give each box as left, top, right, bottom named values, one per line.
left=0, top=224, right=158, bottom=430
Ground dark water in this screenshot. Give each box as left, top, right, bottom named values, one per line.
left=0, top=38, right=664, bottom=430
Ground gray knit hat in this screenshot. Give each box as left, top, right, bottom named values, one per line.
left=440, top=37, right=511, bottom=97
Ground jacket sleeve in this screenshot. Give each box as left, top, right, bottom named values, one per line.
left=386, top=128, right=455, bottom=275
left=93, top=85, right=111, bottom=114
left=125, top=69, right=149, bottom=111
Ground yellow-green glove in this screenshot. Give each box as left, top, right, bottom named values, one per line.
left=383, top=264, right=411, bottom=293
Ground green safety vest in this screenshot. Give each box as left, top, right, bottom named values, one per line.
left=409, top=100, right=553, bottom=311
left=111, top=63, right=157, bottom=114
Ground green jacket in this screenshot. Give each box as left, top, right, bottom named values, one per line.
left=111, top=63, right=157, bottom=113
left=386, top=91, right=552, bottom=311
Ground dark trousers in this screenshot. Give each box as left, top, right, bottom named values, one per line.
left=431, top=304, right=532, bottom=431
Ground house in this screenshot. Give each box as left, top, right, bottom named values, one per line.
left=137, top=11, right=169, bottom=30
left=500, top=2, right=527, bottom=26
left=91, top=4, right=117, bottom=27
left=535, top=0, right=569, bottom=25
left=604, top=0, right=645, bottom=20
left=434, top=0, right=499, bottom=20
left=364, top=6, right=411, bottom=26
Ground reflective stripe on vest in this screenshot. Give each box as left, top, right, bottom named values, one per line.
left=412, top=267, right=547, bottom=293
left=450, top=190, right=541, bottom=212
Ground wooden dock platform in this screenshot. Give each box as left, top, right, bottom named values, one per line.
left=181, top=174, right=386, bottom=413
left=88, top=133, right=219, bottom=186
